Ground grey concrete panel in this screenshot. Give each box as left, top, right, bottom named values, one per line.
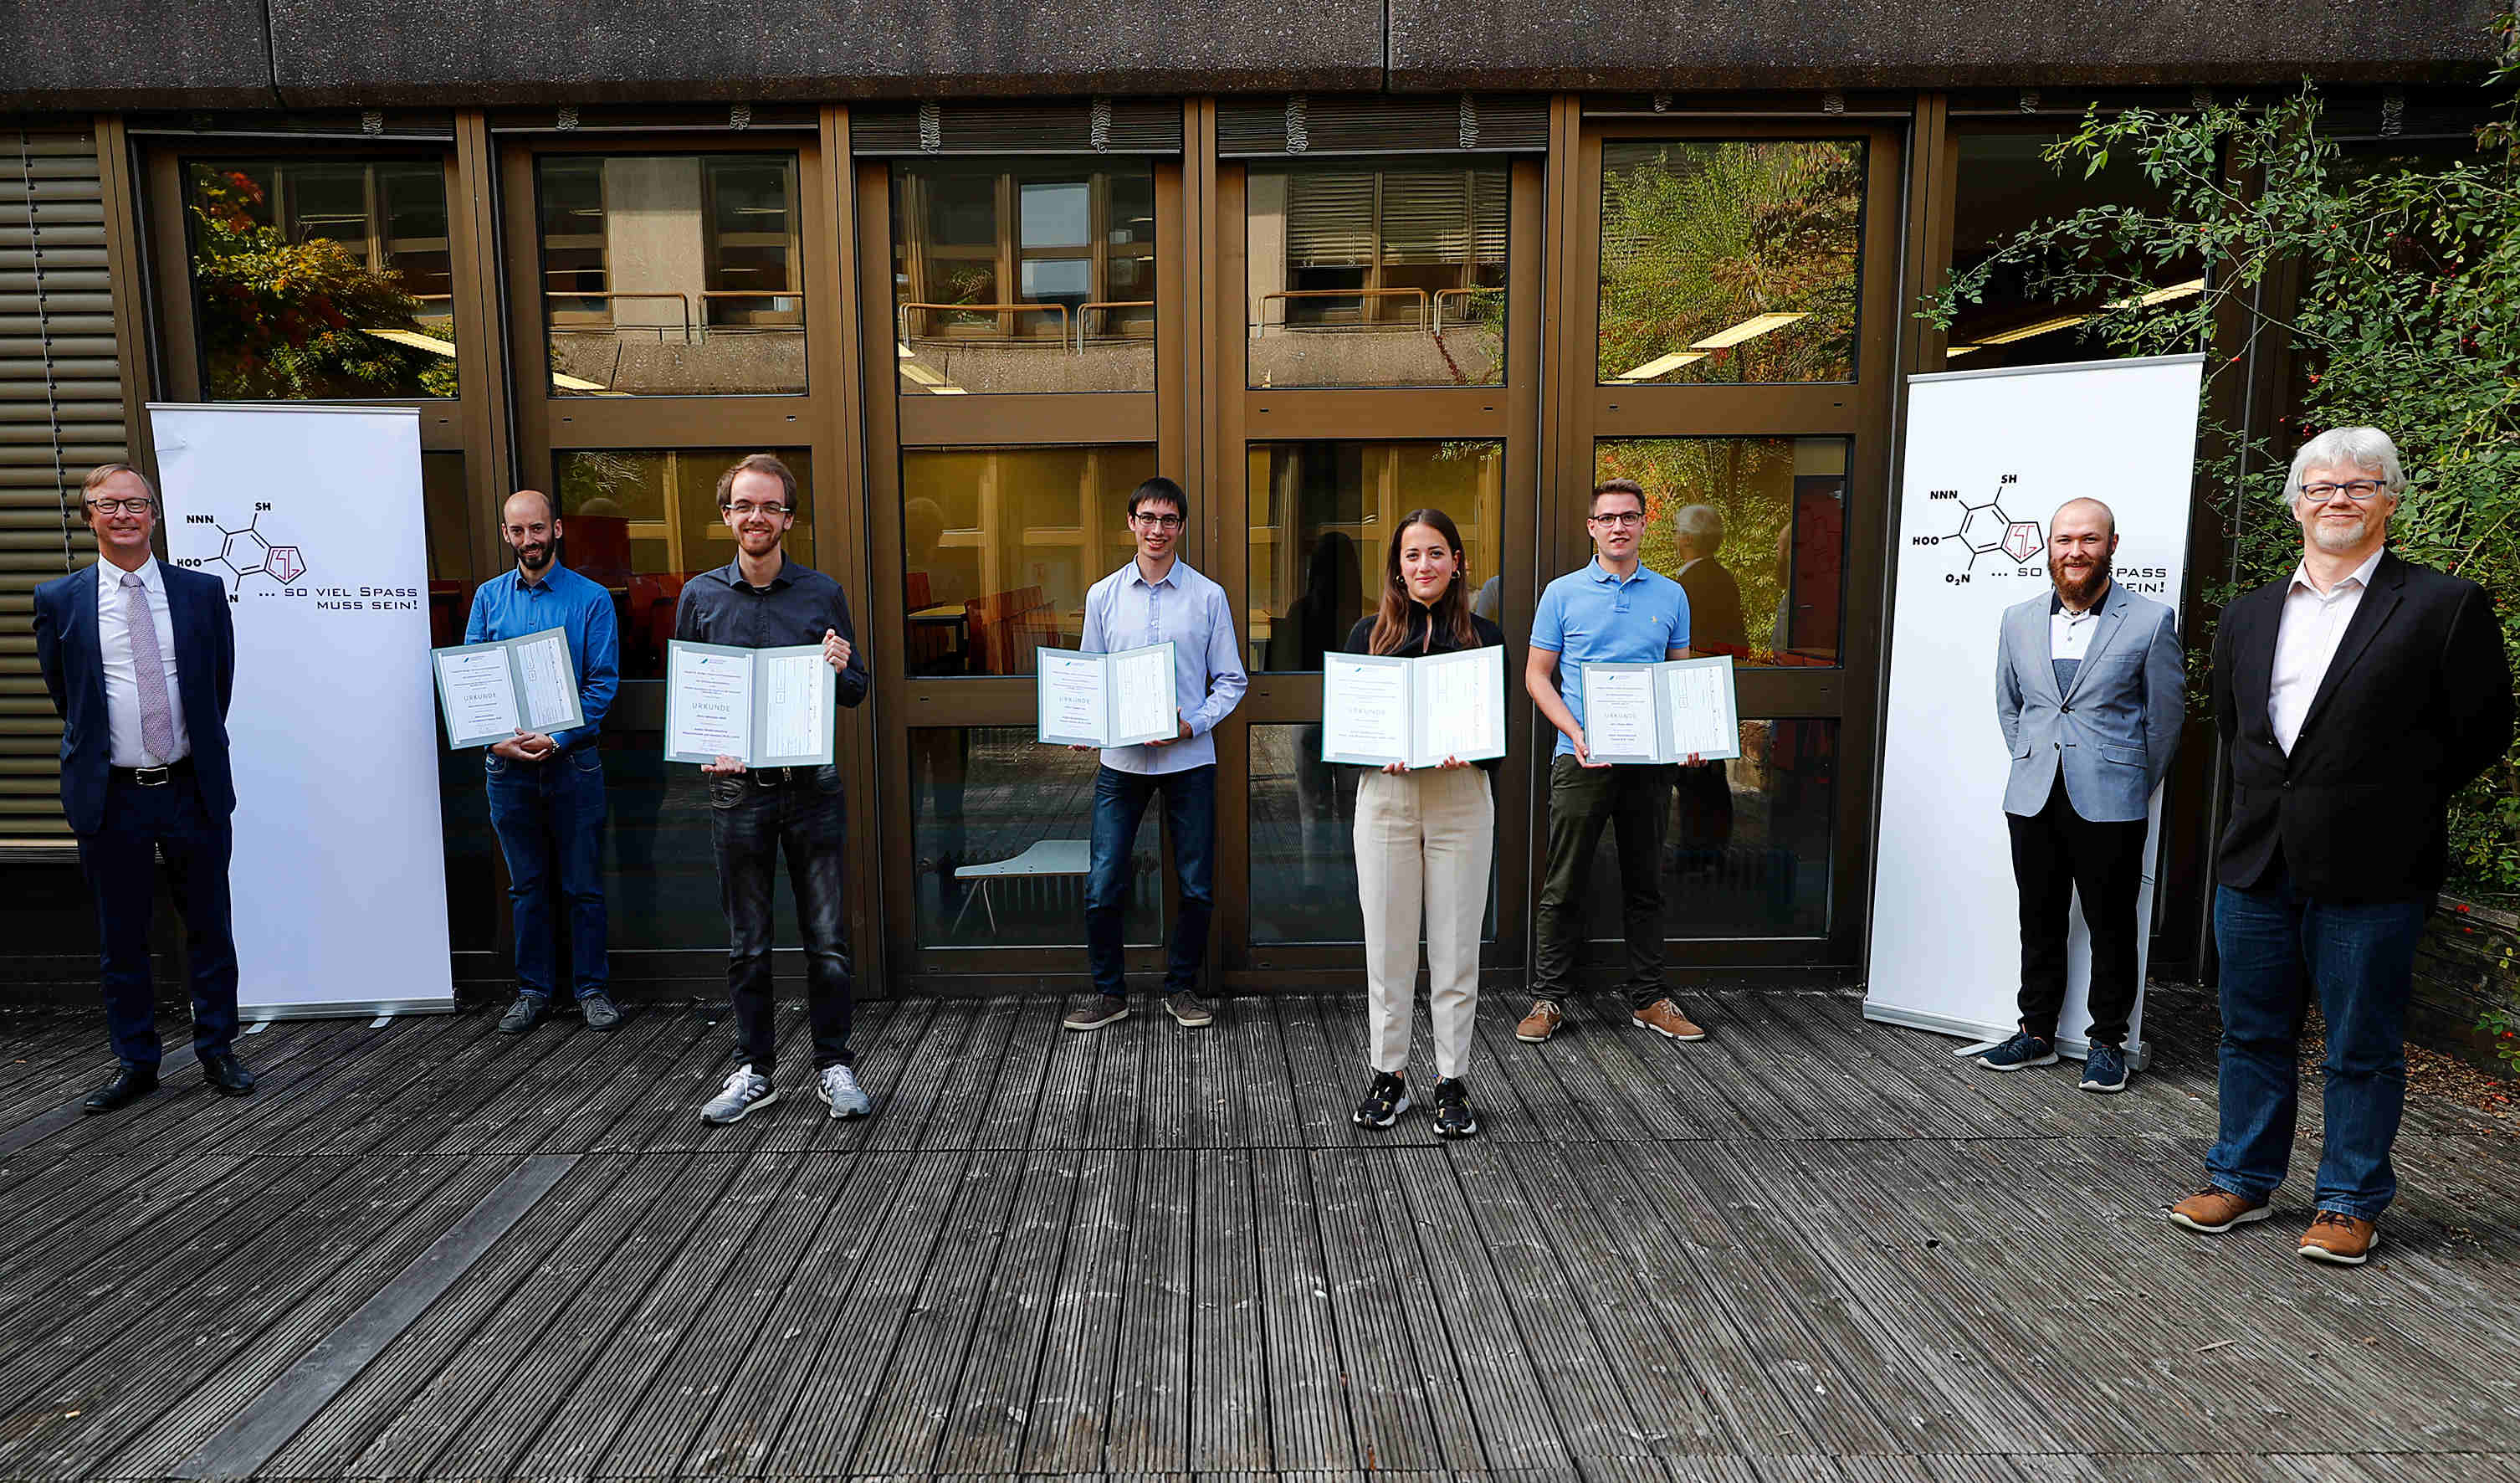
left=0, top=0, right=279, bottom=111
left=1388, top=0, right=2508, bottom=90
left=264, top=0, right=1385, bottom=106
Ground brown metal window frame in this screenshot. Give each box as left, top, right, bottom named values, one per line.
left=858, top=144, right=1190, bottom=992
left=502, top=118, right=882, bottom=986
left=1545, top=113, right=1907, bottom=972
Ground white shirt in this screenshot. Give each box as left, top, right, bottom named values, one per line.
left=2268, top=547, right=2384, bottom=755
left=2050, top=588, right=2104, bottom=661
left=95, top=557, right=191, bottom=767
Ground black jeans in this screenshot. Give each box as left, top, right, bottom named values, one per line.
left=2005, top=774, right=2148, bottom=1045
left=1532, top=755, right=1672, bottom=1008
left=709, top=767, right=853, bottom=1073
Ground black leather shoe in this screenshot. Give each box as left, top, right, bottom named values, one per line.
left=82, top=1064, right=159, bottom=1115
left=202, top=1052, right=256, bottom=1097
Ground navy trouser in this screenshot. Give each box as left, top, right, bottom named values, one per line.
left=709, top=767, right=854, bottom=1073
left=2208, top=863, right=2429, bottom=1220
left=74, top=771, right=239, bottom=1068
left=1084, top=763, right=1215, bottom=999
left=485, top=746, right=610, bottom=999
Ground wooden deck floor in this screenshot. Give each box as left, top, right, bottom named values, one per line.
left=0, top=989, right=2516, bottom=1482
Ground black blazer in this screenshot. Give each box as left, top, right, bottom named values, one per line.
left=32, top=560, right=238, bottom=835
left=2210, top=550, right=2511, bottom=900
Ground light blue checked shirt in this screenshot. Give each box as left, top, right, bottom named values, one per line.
left=1078, top=557, right=1247, bottom=774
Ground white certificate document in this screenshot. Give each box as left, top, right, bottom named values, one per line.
left=430, top=627, right=585, bottom=749
left=759, top=650, right=829, bottom=762
left=1578, top=655, right=1741, bottom=764
left=666, top=640, right=837, bottom=767
left=1320, top=645, right=1507, bottom=769
left=1034, top=642, right=1177, bottom=747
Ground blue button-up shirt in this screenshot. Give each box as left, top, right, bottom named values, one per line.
left=464, top=562, right=621, bottom=754
left=1528, top=557, right=1692, bottom=758
left=1079, top=557, right=1248, bottom=775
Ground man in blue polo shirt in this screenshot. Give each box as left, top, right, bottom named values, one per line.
left=465, top=489, right=622, bottom=1035
left=1519, top=477, right=1708, bottom=1045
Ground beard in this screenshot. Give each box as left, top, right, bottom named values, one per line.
left=515, top=541, right=553, bottom=573
left=2305, top=511, right=2373, bottom=553
left=2048, top=552, right=2111, bottom=607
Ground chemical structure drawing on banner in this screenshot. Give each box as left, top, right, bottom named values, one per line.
left=1912, top=475, right=2042, bottom=582
left=179, top=505, right=307, bottom=595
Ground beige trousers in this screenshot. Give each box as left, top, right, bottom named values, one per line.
left=1353, top=765, right=1493, bottom=1080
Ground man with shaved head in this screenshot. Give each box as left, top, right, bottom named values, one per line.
left=1981, top=496, right=2184, bottom=1094
left=466, top=488, right=622, bottom=1035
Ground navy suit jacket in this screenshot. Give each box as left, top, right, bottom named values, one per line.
left=32, top=560, right=238, bottom=834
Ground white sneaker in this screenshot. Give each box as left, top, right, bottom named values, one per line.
left=817, top=1063, right=873, bottom=1119
left=701, top=1065, right=776, bottom=1124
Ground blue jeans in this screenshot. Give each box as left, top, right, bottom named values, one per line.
left=1085, top=763, right=1215, bottom=998
left=75, top=772, right=238, bottom=1067
left=485, top=746, right=610, bottom=999
left=2208, top=870, right=2429, bottom=1220
left=709, top=767, right=853, bottom=1073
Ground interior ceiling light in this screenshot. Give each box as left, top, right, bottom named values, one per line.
left=1688, top=311, right=1805, bottom=351
left=362, top=326, right=454, bottom=358
left=1976, top=314, right=2089, bottom=346
left=2108, top=276, right=2206, bottom=309
left=1944, top=345, right=1982, bottom=359
left=1616, top=351, right=1706, bottom=381
left=1974, top=280, right=2206, bottom=349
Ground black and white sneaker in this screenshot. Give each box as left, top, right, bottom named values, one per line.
left=701, top=1064, right=777, bottom=1124
left=1432, top=1077, right=1479, bottom=1139
left=1352, top=1070, right=1410, bottom=1129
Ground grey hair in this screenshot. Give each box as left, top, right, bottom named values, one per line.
left=2285, top=427, right=2405, bottom=505
left=1672, top=503, right=1725, bottom=552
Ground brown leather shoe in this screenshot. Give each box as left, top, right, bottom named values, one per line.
left=1631, top=998, right=1708, bottom=1041
left=2298, top=1211, right=2380, bottom=1265
left=2166, top=1185, right=2272, bottom=1234
left=1515, top=999, right=1565, bottom=1043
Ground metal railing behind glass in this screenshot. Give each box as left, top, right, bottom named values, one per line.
left=1257, top=286, right=1430, bottom=333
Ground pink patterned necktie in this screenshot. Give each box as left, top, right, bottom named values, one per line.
left=120, top=571, right=177, bottom=764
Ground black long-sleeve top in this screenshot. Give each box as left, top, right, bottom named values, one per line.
left=672, top=553, right=872, bottom=708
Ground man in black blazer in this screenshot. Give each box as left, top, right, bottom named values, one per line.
left=1671, top=504, right=1749, bottom=869
left=31, top=464, right=254, bottom=1112
left=2170, top=428, right=2511, bottom=1265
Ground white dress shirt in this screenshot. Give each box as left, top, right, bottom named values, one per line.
left=2050, top=589, right=2103, bottom=661
left=95, top=557, right=191, bottom=767
left=2267, top=547, right=2384, bottom=755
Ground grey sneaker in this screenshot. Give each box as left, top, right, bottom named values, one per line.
left=817, top=1063, right=872, bottom=1118
left=1063, top=997, right=1129, bottom=1032
left=1165, top=990, right=1215, bottom=1027
left=578, top=992, right=622, bottom=1031
left=497, top=992, right=548, bottom=1034
left=701, top=1065, right=777, bottom=1124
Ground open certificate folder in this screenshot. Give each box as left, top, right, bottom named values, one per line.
left=1319, top=645, right=1508, bottom=768
left=1577, top=654, right=1742, bottom=764
left=663, top=639, right=837, bottom=766
left=1036, top=643, right=1178, bottom=747
left=430, top=628, right=584, bottom=749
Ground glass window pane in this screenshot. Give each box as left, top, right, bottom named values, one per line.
left=418, top=453, right=498, bottom=956
left=1247, top=159, right=1508, bottom=388
left=1249, top=725, right=1501, bottom=946
left=1597, top=141, right=1864, bottom=385
left=892, top=158, right=1158, bottom=395
left=554, top=447, right=817, bottom=680
left=1246, top=440, right=1504, bottom=675
left=913, top=726, right=1165, bottom=947
left=901, top=444, right=1157, bottom=677
left=184, top=158, right=458, bottom=399
left=1946, top=131, right=2199, bottom=371
left=1580, top=717, right=1838, bottom=938
left=535, top=153, right=806, bottom=396
left=1595, top=437, right=1846, bottom=667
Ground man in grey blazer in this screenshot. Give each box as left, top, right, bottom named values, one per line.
left=1979, top=497, right=2184, bottom=1092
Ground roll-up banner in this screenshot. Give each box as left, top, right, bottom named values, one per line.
left=1865, top=354, right=2204, bottom=1065
left=151, top=403, right=455, bottom=1019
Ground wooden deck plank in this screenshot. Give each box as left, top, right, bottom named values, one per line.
left=1104, top=1150, right=1194, bottom=1472
left=976, top=996, right=1064, bottom=1149
left=1252, top=1146, right=1355, bottom=1471
left=1083, top=1000, right=1151, bottom=1152
left=1030, top=998, right=1104, bottom=1151
left=1762, top=993, right=2035, bottom=1142
left=868, top=999, right=987, bottom=1152
left=1275, top=993, right=1367, bottom=1150
left=1304, top=1143, right=1462, bottom=1472
left=934, top=1147, right=1089, bottom=1474
left=917, top=998, right=1027, bottom=1152
left=1018, top=1147, right=1136, bottom=1475
left=1189, top=1148, right=1270, bottom=1470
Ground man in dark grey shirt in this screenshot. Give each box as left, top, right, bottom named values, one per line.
left=674, top=454, right=873, bottom=1126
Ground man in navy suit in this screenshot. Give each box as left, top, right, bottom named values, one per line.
left=32, top=464, right=253, bottom=1112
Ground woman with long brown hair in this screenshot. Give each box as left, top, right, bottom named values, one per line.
left=1343, top=507, right=1504, bottom=1138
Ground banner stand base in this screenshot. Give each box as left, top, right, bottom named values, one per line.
left=1863, top=1000, right=2149, bottom=1071
left=239, top=998, right=459, bottom=1024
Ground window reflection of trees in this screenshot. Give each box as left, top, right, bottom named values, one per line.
left=1596, top=437, right=1847, bottom=666
left=1597, top=141, right=1864, bottom=385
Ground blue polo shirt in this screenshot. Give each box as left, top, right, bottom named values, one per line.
left=1529, top=558, right=1692, bottom=757
left=464, top=562, right=621, bottom=754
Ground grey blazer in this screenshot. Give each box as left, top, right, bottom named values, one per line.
left=1995, top=581, right=2184, bottom=822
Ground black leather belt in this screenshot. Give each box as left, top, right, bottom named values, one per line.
left=111, top=757, right=195, bottom=788
left=745, top=766, right=809, bottom=788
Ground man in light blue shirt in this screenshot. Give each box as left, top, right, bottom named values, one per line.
left=1063, top=476, right=1247, bottom=1032
left=1518, top=477, right=1708, bottom=1046
left=464, top=489, right=622, bottom=1035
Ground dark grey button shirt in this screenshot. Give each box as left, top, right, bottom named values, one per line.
left=671, top=553, right=872, bottom=710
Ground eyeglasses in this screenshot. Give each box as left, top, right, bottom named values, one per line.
left=86, top=498, right=155, bottom=516
left=1132, top=512, right=1184, bottom=530
left=2298, top=479, right=2390, bottom=503
left=724, top=502, right=791, bottom=518
left=1587, top=511, right=1646, bottom=528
